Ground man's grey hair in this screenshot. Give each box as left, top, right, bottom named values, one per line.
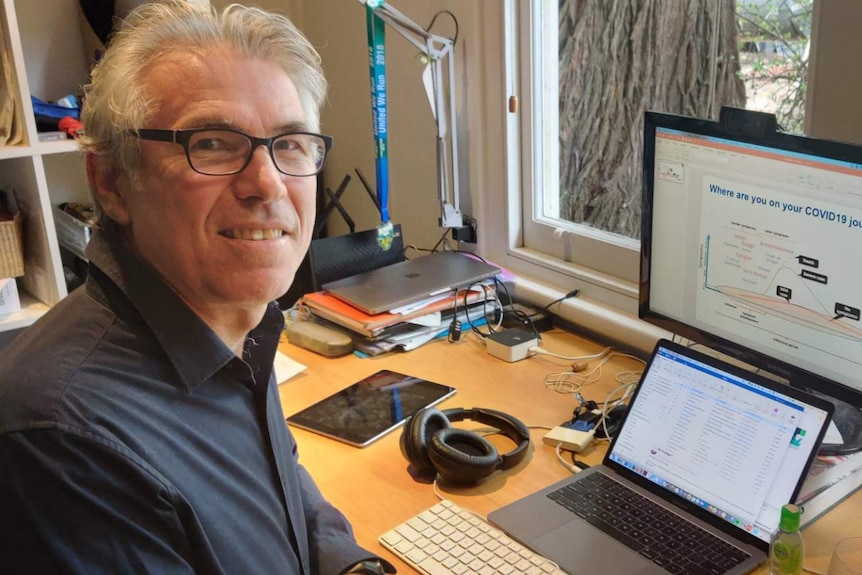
left=80, top=0, right=327, bottom=180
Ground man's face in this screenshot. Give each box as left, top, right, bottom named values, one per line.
left=113, top=50, right=317, bottom=319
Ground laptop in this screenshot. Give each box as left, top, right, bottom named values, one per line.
left=489, top=338, right=834, bottom=575
left=321, top=251, right=500, bottom=315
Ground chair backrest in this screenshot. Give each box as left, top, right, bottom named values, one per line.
left=309, top=224, right=404, bottom=291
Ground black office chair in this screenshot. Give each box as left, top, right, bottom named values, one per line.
left=309, top=224, right=404, bottom=291
left=278, top=168, right=404, bottom=308
left=278, top=224, right=404, bottom=309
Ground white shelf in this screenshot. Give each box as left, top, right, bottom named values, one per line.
left=0, top=290, right=50, bottom=331
left=0, top=0, right=89, bottom=334
left=0, top=145, right=32, bottom=161
left=0, top=139, right=79, bottom=160
left=36, top=139, right=81, bottom=155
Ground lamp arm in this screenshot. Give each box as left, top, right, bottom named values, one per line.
left=358, top=1, right=451, bottom=59
left=357, top=0, right=463, bottom=229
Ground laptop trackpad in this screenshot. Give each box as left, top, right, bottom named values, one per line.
left=530, top=519, right=662, bottom=575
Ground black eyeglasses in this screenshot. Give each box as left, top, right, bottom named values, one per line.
left=128, top=128, right=333, bottom=177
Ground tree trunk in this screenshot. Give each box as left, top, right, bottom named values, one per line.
left=559, top=0, right=746, bottom=239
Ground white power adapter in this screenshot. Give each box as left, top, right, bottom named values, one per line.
left=542, top=426, right=596, bottom=452
left=485, top=328, right=539, bottom=362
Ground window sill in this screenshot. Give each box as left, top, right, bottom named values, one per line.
left=508, top=273, right=671, bottom=355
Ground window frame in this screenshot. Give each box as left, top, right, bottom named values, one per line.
left=477, top=0, right=640, bottom=314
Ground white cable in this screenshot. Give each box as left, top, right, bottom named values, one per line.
left=282, top=300, right=313, bottom=325
left=483, top=285, right=504, bottom=331
left=543, top=351, right=615, bottom=393
left=594, top=381, right=637, bottom=442
left=529, top=345, right=612, bottom=362
left=615, top=370, right=643, bottom=386
left=608, top=351, right=647, bottom=366
left=555, top=442, right=582, bottom=474
left=542, top=347, right=645, bottom=393
left=432, top=477, right=446, bottom=501
left=543, top=372, right=585, bottom=394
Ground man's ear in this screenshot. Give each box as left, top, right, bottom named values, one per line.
left=86, top=153, right=131, bottom=226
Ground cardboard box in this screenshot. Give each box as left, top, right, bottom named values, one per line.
left=0, top=277, right=21, bottom=316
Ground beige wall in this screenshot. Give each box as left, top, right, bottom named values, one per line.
left=217, top=0, right=485, bottom=252
left=210, top=0, right=862, bottom=254
left=805, top=0, right=862, bottom=145
left=304, top=0, right=482, bottom=252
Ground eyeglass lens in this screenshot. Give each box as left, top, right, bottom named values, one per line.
left=188, top=130, right=326, bottom=176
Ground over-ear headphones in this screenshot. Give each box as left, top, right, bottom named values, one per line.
left=400, top=406, right=531, bottom=484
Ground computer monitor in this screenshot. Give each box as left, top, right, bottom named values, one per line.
left=639, top=108, right=862, bottom=453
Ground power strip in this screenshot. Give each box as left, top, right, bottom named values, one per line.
left=542, top=426, right=595, bottom=452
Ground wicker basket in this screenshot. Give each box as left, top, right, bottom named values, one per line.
left=0, top=212, right=25, bottom=278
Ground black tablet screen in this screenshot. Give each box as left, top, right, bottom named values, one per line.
left=286, top=370, right=456, bottom=447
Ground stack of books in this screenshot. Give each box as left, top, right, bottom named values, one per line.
left=301, top=285, right=497, bottom=354
left=797, top=450, right=862, bottom=527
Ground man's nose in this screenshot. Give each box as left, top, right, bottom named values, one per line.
left=233, top=145, right=287, bottom=201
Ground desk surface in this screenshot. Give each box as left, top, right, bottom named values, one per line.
left=278, top=329, right=862, bottom=575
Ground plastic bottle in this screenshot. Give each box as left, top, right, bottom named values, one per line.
left=769, top=503, right=804, bottom=575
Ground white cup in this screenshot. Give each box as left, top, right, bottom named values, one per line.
left=829, top=537, right=862, bottom=575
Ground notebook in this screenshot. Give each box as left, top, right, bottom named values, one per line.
left=489, top=339, right=834, bottom=575
left=321, top=251, right=500, bottom=315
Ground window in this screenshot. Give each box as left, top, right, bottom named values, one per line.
left=491, top=0, right=812, bottom=314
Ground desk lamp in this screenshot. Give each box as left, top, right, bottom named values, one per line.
left=358, top=0, right=464, bottom=250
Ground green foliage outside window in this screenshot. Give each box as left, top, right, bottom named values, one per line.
left=736, top=0, right=812, bottom=133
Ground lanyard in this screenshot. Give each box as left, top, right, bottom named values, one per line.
left=366, top=3, right=395, bottom=249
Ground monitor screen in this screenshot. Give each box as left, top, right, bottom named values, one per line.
left=639, top=110, right=862, bottom=409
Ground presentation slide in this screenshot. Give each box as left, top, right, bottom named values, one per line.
left=694, top=175, right=862, bottom=386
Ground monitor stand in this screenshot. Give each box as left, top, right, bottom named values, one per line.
left=810, top=391, right=862, bottom=455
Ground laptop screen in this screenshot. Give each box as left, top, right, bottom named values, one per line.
left=607, top=342, right=831, bottom=544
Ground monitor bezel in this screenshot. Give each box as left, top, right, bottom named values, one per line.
left=639, top=109, right=862, bottom=408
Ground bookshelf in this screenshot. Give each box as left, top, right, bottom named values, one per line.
left=0, top=0, right=216, bottom=336
left=0, top=0, right=94, bottom=334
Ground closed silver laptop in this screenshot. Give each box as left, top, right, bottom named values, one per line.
left=322, top=251, right=500, bottom=315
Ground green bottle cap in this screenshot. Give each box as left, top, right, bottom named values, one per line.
left=779, top=503, right=802, bottom=532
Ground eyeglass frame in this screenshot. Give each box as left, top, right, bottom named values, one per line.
left=127, top=127, right=333, bottom=177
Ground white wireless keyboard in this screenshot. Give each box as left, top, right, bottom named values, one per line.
left=379, top=499, right=567, bottom=575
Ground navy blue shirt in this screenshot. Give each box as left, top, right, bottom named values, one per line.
left=0, top=230, right=385, bottom=574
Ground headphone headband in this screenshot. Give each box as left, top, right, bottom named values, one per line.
left=400, top=406, right=532, bottom=483
left=440, top=407, right=531, bottom=470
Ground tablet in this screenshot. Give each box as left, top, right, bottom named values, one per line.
left=285, top=370, right=456, bottom=447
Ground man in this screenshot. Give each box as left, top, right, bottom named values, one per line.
left=0, top=2, right=393, bottom=574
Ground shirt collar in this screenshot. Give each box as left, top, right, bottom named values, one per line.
left=84, top=229, right=284, bottom=392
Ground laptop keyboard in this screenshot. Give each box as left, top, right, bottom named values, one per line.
left=547, top=472, right=751, bottom=575
left=379, top=499, right=566, bottom=575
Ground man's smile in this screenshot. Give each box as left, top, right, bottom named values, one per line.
left=219, top=228, right=285, bottom=240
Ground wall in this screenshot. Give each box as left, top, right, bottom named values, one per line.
left=167, top=1, right=862, bottom=253
left=214, top=0, right=858, bottom=293
left=805, top=0, right=862, bottom=145
left=293, top=0, right=485, bottom=253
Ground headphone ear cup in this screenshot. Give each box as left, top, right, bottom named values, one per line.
left=428, top=428, right=500, bottom=484
left=400, top=407, right=451, bottom=476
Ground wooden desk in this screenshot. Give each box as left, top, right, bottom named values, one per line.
left=278, top=329, right=862, bottom=574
